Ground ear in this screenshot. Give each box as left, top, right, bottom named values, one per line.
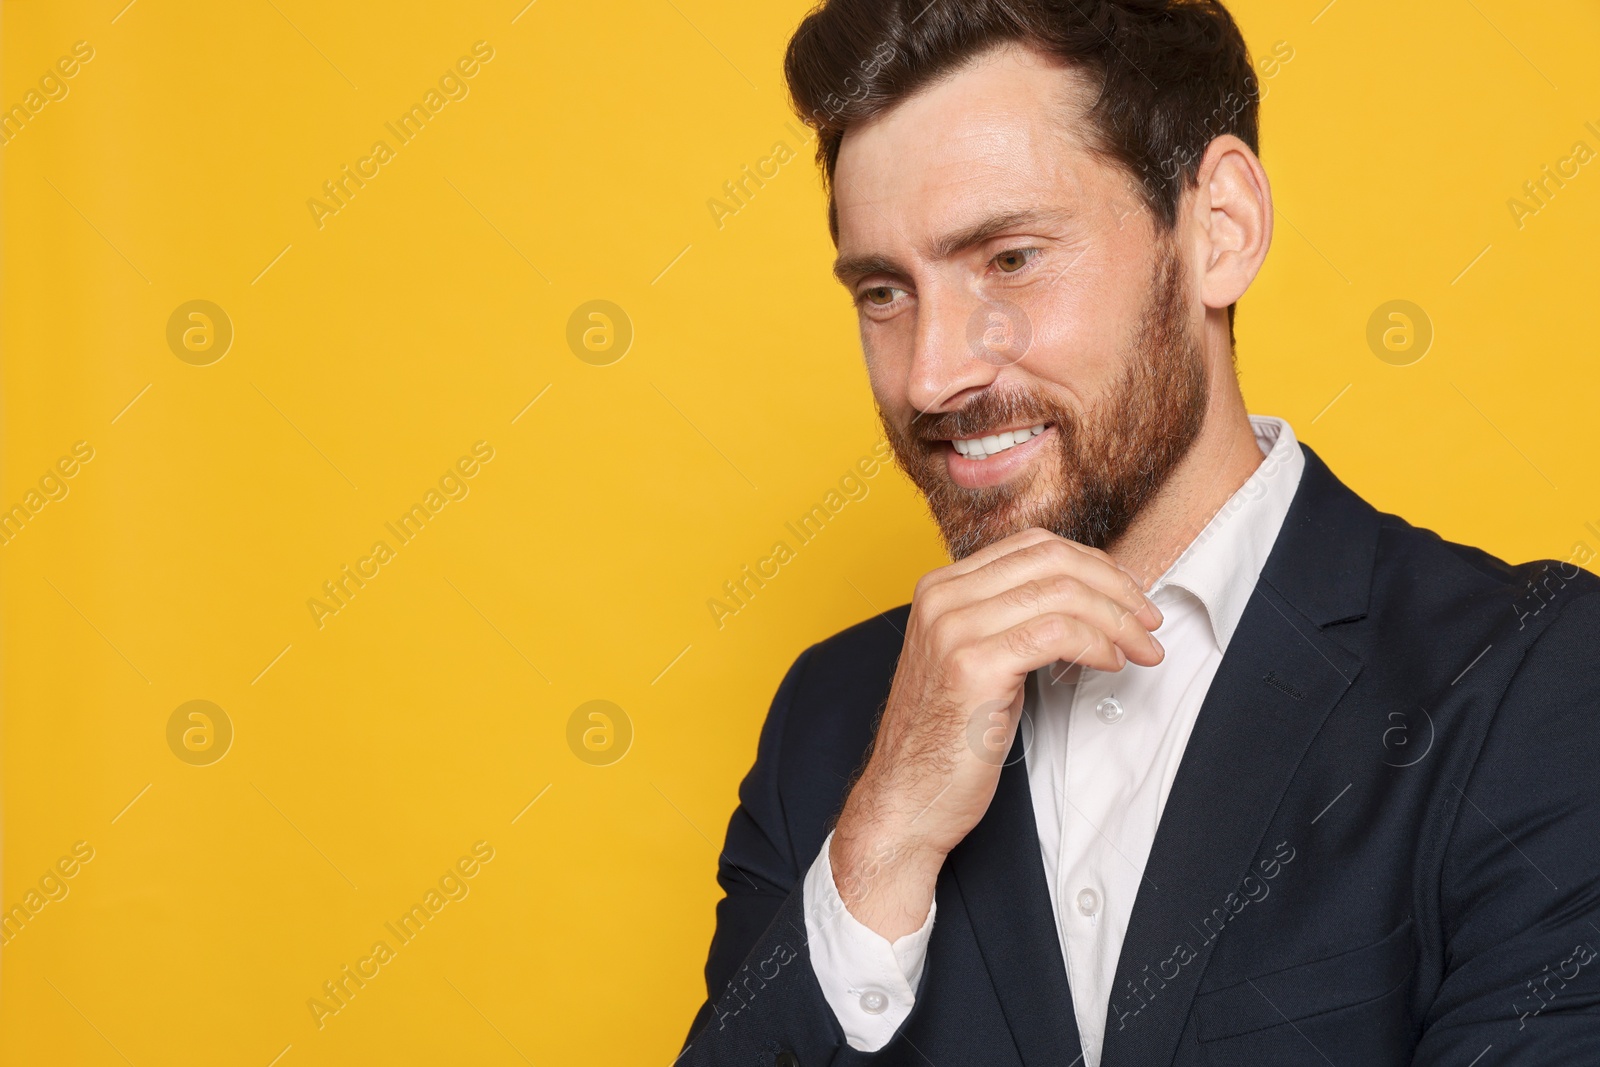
left=1186, top=134, right=1272, bottom=311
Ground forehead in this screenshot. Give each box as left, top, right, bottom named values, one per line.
left=832, top=43, right=1116, bottom=252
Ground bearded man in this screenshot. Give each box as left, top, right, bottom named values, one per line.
left=679, top=2, right=1600, bottom=1064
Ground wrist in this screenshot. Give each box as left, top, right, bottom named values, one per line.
left=829, top=805, right=946, bottom=940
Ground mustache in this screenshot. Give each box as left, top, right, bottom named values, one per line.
left=910, top=389, right=1073, bottom=443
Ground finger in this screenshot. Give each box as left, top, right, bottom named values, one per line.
left=944, top=536, right=1162, bottom=633
left=943, top=572, right=1164, bottom=669
left=938, top=526, right=1060, bottom=580
left=968, top=611, right=1132, bottom=682
left=1063, top=540, right=1148, bottom=593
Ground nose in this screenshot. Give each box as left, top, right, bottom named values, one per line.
left=906, top=289, right=1005, bottom=416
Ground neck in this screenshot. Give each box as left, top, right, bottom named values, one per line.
left=1105, top=332, right=1264, bottom=591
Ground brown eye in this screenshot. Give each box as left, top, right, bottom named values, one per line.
left=994, top=249, right=1035, bottom=273
left=863, top=286, right=899, bottom=306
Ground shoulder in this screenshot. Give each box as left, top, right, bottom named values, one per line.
left=764, top=605, right=911, bottom=857
left=1369, top=506, right=1600, bottom=634
left=1354, top=503, right=1600, bottom=735
left=778, top=603, right=911, bottom=749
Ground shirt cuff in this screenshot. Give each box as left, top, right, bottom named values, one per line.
left=801, top=828, right=935, bottom=1051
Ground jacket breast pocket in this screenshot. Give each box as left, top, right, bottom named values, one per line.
left=1194, top=917, right=1418, bottom=1066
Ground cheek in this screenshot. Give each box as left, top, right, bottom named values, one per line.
left=859, top=319, right=912, bottom=391
left=1016, top=237, right=1159, bottom=401
left=1016, top=283, right=1119, bottom=401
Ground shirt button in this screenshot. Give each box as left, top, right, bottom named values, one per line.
left=859, top=990, right=889, bottom=1015
left=1095, top=696, right=1124, bottom=724
left=1076, top=887, right=1101, bottom=917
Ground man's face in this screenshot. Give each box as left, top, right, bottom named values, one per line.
left=832, top=42, right=1210, bottom=559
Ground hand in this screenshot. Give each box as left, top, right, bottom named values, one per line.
left=828, top=527, right=1165, bottom=939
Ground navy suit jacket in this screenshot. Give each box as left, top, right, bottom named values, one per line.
left=680, top=444, right=1600, bottom=1066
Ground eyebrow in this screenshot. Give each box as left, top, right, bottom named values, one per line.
left=830, top=207, right=1069, bottom=286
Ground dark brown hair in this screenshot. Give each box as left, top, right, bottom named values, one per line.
left=784, top=0, right=1261, bottom=243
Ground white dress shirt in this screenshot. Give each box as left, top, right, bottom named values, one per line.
left=802, top=415, right=1306, bottom=1063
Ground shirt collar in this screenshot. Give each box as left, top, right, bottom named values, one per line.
left=1148, top=415, right=1306, bottom=653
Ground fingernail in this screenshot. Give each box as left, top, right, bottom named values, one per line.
left=1149, top=634, right=1164, bottom=656
left=1115, top=647, right=1127, bottom=668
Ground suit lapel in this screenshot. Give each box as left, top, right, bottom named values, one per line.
left=1096, top=581, right=1360, bottom=1066
left=947, top=708, right=1086, bottom=1067
left=1098, top=444, right=1379, bottom=1067
left=937, top=445, right=1379, bottom=1067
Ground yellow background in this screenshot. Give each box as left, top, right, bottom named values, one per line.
left=3, top=0, right=1597, bottom=1063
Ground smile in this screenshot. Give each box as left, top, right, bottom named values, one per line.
left=950, top=423, right=1048, bottom=461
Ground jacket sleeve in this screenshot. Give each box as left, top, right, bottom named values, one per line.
left=1413, top=588, right=1600, bottom=1064
left=678, top=645, right=895, bottom=1066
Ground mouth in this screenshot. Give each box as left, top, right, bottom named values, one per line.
left=940, top=422, right=1056, bottom=490
left=948, top=423, right=1049, bottom=461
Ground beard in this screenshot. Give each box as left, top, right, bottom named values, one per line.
left=880, top=242, right=1209, bottom=561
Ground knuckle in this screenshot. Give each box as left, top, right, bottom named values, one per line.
left=1013, top=614, right=1065, bottom=656
left=916, top=581, right=947, bottom=620
left=1002, top=579, right=1045, bottom=612
left=946, top=645, right=980, bottom=686
left=1046, top=539, right=1080, bottom=569
left=1045, top=573, right=1082, bottom=605
left=1004, top=626, right=1041, bottom=659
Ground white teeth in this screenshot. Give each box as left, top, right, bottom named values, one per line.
left=952, top=423, right=1047, bottom=461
